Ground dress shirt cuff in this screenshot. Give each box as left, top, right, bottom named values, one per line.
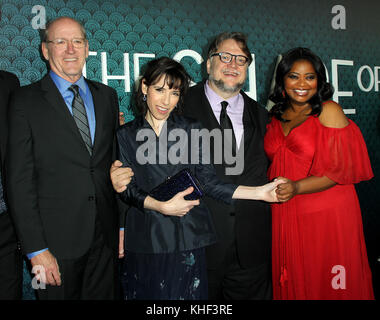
left=27, top=248, right=48, bottom=260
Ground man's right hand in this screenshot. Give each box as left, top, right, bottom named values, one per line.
left=31, top=250, right=61, bottom=286
left=110, top=160, right=134, bottom=193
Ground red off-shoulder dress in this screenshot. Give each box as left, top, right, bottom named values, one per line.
left=264, top=115, right=374, bottom=300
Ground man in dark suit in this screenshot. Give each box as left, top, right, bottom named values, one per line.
left=6, top=17, right=121, bottom=300
left=0, top=70, right=23, bottom=300
left=183, top=32, right=271, bottom=300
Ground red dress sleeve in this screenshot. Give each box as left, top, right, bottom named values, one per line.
left=310, top=119, right=374, bottom=184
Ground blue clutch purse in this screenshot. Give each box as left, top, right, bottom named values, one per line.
left=149, top=168, right=204, bottom=201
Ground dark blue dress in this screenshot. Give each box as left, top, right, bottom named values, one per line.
left=121, top=247, right=207, bottom=300
left=117, top=113, right=237, bottom=300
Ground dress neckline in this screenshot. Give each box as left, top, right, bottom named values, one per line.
left=278, top=115, right=313, bottom=137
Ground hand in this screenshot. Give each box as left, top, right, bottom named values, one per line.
left=160, top=187, right=200, bottom=217
left=31, top=250, right=61, bottom=286
left=275, top=176, right=298, bottom=202
left=110, top=160, right=134, bottom=193
left=119, top=229, right=125, bottom=259
left=258, top=178, right=288, bottom=202
left=119, top=112, right=125, bottom=126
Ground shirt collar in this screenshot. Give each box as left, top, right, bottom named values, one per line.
left=49, top=70, right=87, bottom=96
left=204, top=80, right=241, bottom=108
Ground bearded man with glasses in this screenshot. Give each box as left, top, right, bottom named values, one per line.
left=6, top=16, right=126, bottom=300
left=183, top=32, right=272, bottom=300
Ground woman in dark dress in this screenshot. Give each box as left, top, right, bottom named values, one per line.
left=115, top=57, right=282, bottom=300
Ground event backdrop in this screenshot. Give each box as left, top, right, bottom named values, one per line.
left=1, top=0, right=379, bottom=299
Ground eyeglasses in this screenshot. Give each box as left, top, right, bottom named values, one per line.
left=46, top=38, right=87, bottom=49
left=210, top=52, right=250, bottom=66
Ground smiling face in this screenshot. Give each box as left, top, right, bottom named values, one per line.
left=142, top=74, right=181, bottom=124
left=41, top=17, right=89, bottom=83
left=206, top=39, right=249, bottom=99
left=284, top=59, right=318, bottom=107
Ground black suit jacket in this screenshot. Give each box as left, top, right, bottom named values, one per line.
left=6, top=74, right=120, bottom=259
left=183, top=81, right=271, bottom=269
left=0, top=71, right=20, bottom=257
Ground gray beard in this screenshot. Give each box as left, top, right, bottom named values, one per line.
left=209, top=75, right=244, bottom=94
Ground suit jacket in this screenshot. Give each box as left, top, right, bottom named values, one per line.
left=6, top=74, right=120, bottom=259
left=183, top=81, right=271, bottom=269
left=0, top=71, right=20, bottom=257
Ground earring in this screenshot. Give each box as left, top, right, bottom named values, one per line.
left=143, top=94, right=147, bottom=101
left=282, top=90, right=286, bottom=98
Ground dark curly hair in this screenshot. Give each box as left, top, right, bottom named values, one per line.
left=269, top=47, right=334, bottom=121
left=207, top=32, right=253, bottom=66
left=135, top=57, right=191, bottom=116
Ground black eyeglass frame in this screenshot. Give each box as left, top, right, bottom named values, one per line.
left=209, top=52, right=250, bottom=66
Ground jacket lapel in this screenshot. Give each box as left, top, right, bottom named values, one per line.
left=0, top=93, right=7, bottom=166
left=40, top=74, right=90, bottom=156
left=241, top=92, right=257, bottom=158
left=197, top=82, right=221, bottom=131
left=86, top=79, right=105, bottom=155
left=0, top=77, right=11, bottom=165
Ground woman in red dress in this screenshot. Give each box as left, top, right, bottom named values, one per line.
left=264, top=47, right=374, bottom=300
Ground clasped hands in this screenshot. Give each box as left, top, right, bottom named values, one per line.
left=110, top=161, right=296, bottom=213
left=274, top=177, right=298, bottom=202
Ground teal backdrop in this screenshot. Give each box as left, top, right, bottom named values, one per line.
left=0, top=0, right=379, bottom=299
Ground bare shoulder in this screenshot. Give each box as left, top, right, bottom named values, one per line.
left=319, top=101, right=349, bottom=128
